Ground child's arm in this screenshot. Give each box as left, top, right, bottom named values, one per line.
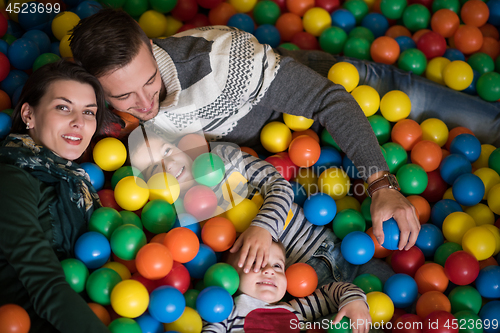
left=202, top=322, right=228, bottom=332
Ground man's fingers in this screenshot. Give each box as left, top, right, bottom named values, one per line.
left=405, top=209, right=421, bottom=250
left=371, top=220, right=385, bottom=246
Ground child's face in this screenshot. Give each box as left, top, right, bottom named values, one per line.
left=232, top=242, right=288, bottom=304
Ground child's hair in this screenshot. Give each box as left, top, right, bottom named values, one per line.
left=127, top=124, right=178, bottom=166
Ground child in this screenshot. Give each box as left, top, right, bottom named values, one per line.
left=202, top=241, right=372, bottom=332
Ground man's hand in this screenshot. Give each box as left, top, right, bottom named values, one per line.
left=332, top=300, right=371, bottom=333
left=229, top=226, right=273, bottom=273
left=370, top=187, right=420, bottom=250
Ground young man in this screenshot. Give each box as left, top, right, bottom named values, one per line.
left=69, top=9, right=421, bottom=251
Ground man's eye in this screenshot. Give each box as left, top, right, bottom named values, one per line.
left=146, top=77, right=156, bottom=85
left=117, top=95, right=130, bottom=101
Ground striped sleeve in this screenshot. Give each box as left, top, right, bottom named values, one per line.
left=285, top=282, right=368, bottom=322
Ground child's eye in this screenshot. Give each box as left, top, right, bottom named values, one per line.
left=163, top=148, right=172, bottom=156
left=274, top=264, right=282, bottom=269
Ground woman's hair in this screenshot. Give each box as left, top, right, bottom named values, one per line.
left=10, top=59, right=110, bottom=135
left=69, top=8, right=152, bottom=78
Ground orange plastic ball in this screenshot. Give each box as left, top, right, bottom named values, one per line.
left=276, top=12, right=303, bottom=41
left=291, top=128, right=320, bottom=143
left=177, top=133, right=209, bottom=161
left=411, top=140, right=443, bottom=172
left=461, top=0, right=489, bottom=27
left=135, top=243, right=173, bottom=280
left=416, top=291, right=451, bottom=319
left=88, top=303, right=111, bottom=326
left=407, top=195, right=431, bottom=224
left=479, top=37, right=500, bottom=61
left=412, top=29, right=431, bottom=43
left=479, top=256, right=499, bottom=270
left=454, top=25, right=484, bottom=54
left=112, top=253, right=138, bottom=274
left=385, top=25, right=412, bottom=38
left=370, top=36, right=400, bottom=65
left=286, top=0, right=314, bottom=16
left=288, top=135, right=321, bottom=167
left=391, top=119, right=423, bottom=151
left=150, top=232, right=167, bottom=244
left=201, top=217, right=237, bottom=252
left=367, top=227, right=393, bottom=258
left=286, top=263, right=318, bottom=297
left=240, top=146, right=259, bottom=157
left=208, top=2, right=237, bottom=25
left=445, top=126, right=475, bottom=151
left=0, top=304, right=30, bottom=333
left=163, top=227, right=200, bottom=263
left=414, top=263, right=449, bottom=294
left=431, top=9, right=460, bottom=38
left=479, top=23, right=499, bottom=40
left=0, top=90, right=11, bottom=111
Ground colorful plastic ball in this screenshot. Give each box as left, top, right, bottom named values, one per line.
left=102, top=262, right=131, bottom=281
left=135, top=243, right=173, bottom=280
left=303, top=7, right=331, bottom=36
left=479, top=301, right=500, bottom=333
left=417, top=31, right=447, bottom=60
left=204, top=262, right=240, bottom=295
left=318, top=167, right=351, bottom=200
left=88, top=207, right=123, bottom=240
left=164, top=306, right=203, bottom=333
left=341, top=231, right=375, bottom=265
left=288, top=135, right=321, bottom=168
left=440, top=154, right=472, bottom=185
left=330, top=9, right=357, bottom=34
left=391, top=119, right=423, bottom=151
left=135, top=313, right=163, bottom=333
left=22, top=29, right=50, bottom=55
left=391, top=246, right=425, bottom=277
left=343, top=0, right=369, bottom=24
left=75, top=1, right=103, bottom=19
left=7, top=38, right=39, bottom=71
left=444, top=250, right=480, bottom=285
left=414, top=262, right=449, bottom=294
left=381, top=218, right=400, bottom=250
left=332, top=208, right=365, bottom=239
left=462, top=226, right=496, bottom=261
left=454, top=25, right=484, bottom=55
left=0, top=304, right=30, bottom=333
left=283, top=113, right=314, bottom=131
left=154, top=261, right=190, bottom=294
left=225, top=198, right=259, bottom=232
left=139, top=200, right=174, bottom=234
left=147, top=172, right=180, bottom=204
left=410, top=140, right=442, bottom=173
left=452, top=173, right=485, bottom=207
left=286, top=263, right=318, bottom=297
left=443, top=48, right=465, bottom=62
left=442, top=60, right=474, bottom=91
left=319, top=26, right=348, bottom=54
left=312, top=147, right=342, bottom=176
left=442, top=212, right=476, bottom=245
left=468, top=52, right=495, bottom=75
left=74, top=231, right=111, bottom=269
left=93, top=137, right=127, bottom=172
left=108, top=318, right=142, bottom=333
left=148, top=286, right=186, bottom=323
left=366, top=291, right=394, bottom=324
left=252, top=0, right=280, bottom=25
left=350, top=85, right=380, bottom=116
left=398, top=48, right=427, bottom=75
left=367, top=115, right=390, bottom=145
left=290, top=181, right=307, bottom=207
left=61, top=258, right=89, bottom=293
left=343, top=37, right=371, bottom=60
left=380, top=0, right=407, bottom=20
left=1, top=70, right=28, bottom=98
left=226, top=13, right=255, bottom=33
left=209, top=2, right=237, bottom=25
left=162, top=227, right=200, bottom=264
left=266, top=154, right=295, bottom=181
left=229, top=0, right=257, bottom=13
left=415, top=223, right=444, bottom=257
left=260, top=121, right=292, bottom=153
left=461, top=0, right=489, bottom=27
left=86, top=268, right=122, bottom=306
left=110, top=279, right=149, bottom=318
left=196, top=286, right=234, bottom=323
left=191, top=152, right=225, bottom=187
left=380, top=90, right=412, bottom=122
left=292, top=33, right=320, bottom=50
left=395, top=36, right=416, bottom=53
left=423, top=311, right=458, bottom=333
left=425, top=57, right=451, bottom=85
left=201, top=217, right=236, bottom=252
left=353, top=273, right=383, bottom=294
left=431, top=9, right=459, bottom=38
left=383, top=273, right=418, bottom=308
left=430, top=199, right=462, bottom=229
left=183, top=185, right=218, bottom=221
left=303, top=192, right=337, bottom=225
left=360, top=12, right=388, bottom=38
left=78, top=162, right=104, bottom=191
left=450, top=134, right=481, bottom=163
left=402, top=4, right=430, bottom=31
left=110, top=224, right=147, bottom=261
left=477, top=72, right=500, bottom=102
left=51, top=11, right=80, bottom=41
left=415, top=291, right=450, bottom=319
left=111, top=166, right=143, bottom=190
left=382, top=142, right=408, bottom=174
left=254, top=24, right=281, bottom=48
left=349, top=26, right=375, bottom=42
left=327, top=61, right=359, bottom=92
left=396, top=164, right=428, bottom=195
left=0, top=112, right=11, bottom=140
left=366, top=227, right=392, bottom=258
left=184, top=244, right=217, bottom=279
left=448, top=285, right=482, bottom=314
left=475, top=265, right=500, bottom=299
left=368, top=36, right=400, bottom=65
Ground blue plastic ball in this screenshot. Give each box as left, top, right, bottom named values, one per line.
left=312, top=146, right=342, bottom=176
left=290, top=181, right=308, bottom=207
left=174, top=213, right=201, bottom=238
left=11, top=84, right=24, bottom=107
left=487, top=0, right=500, bottom=26
left=196, top=286, right=234, bottom=323
left=227, top=13, right=255, bottom=33
left=331, top=9, right=357, bottom=34
left=65, top=0, right=84, bottom=8
left=452, top=173, right=485, bottom=207
left=439, top=154, right=472, bottom=185
left=184, top=244, right=217, bottom=279
left=0, top=112, right=12, bottom=139
left=7, top=38, right=40, bottom=71
left=22, top=30, right=51, bottom=54
left=475, top=266, right=500, bottom=299
left=342, top=156, right=361, bottom=179
left=74, top=231, right=111, bottom=269
left=253, top=24, right=281, bottom=48
left=340, top=231, right=375, bottom=265
left=50, top=42, right=61, bottom=57
left=361, top=13, right=389, bottom=38
left=394, top=36, right=416, bottom=53
left=443, top=48, right=465, bottom=62
left=18, top=2, right=51, bottom=31
left=383, top=273, right=418, bottom=308
left=479, top=300, right=500, bottom=333
left=463, top=69, right=479, bottom=95
left=0, top=69, right=29, bottom=98
left=7, top=20, right=23, bottom=38
left=450, top=134, right=482, bottom=163
left=303, top=192, right=337, bottom=226
left=149, top=286, right=186, bottom=324
left=135, top=312, right=163, bottom=333
left=81, top=162, right=105, bottom=192
left=0, top=40, right=9, bottom=55
left=75, top=1, right=103, bottom=19
left=415, top=223, right=444, bottom=257
left=430, top=199, right=463, bottom=229
left=382, top=218, right=400, bottom=250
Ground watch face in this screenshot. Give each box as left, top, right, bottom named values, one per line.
left=388, top=174, right=400, bottom=189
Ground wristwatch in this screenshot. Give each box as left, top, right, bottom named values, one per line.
left=367, top=173, right=401, bottom=197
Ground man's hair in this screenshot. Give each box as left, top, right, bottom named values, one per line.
left=69, top=8, right=152, bottom=78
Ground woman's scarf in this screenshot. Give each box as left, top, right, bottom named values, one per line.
left=0, top=134, right=101, bottom=256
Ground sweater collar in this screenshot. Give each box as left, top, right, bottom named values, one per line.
left=152, top=43, right=181, bottom=110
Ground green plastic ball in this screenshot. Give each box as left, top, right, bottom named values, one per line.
left=279, top=43, right=300, bottom=50
left=33, top=53, right=61, bottom=72
left=203, top=263, right=240, bottom=295
left=2, top=34, right=15, bottom=45
left=184, top=289, right=200, bottom=309
left=343, top=37, right=372, bottom=60
left=192, top=153, right=226, bottom=187
left=432, top=0, right=460, bottom=13
left=328, top=316, right=353, bottom=333
left=402, top=4, right=430, bottom=32
left=360, top=197, right=372, bottom=225
left=111, top=166, right=144, bottom=190
left=477, top=72, right=500, bottom=102
left=348, top=26, right=375, bottom=43
left=195, top=279, right=205, bottom=291
left=321, top=128, right=341, bottom=151
left=332, top=209, right=366, bottom=239
left=61, top=258, right=89, bottom=293
left=108, top=318, right=142, bottom=333
left=88, top=207, right=123, bottom=239
left=123, top=0, right=149, bottom=17
left=398, top=48, right=427, bottom=75
left=150, top=0, right=177, bottom=12
left=380, top=0, right=407, bottom=20
left=381, top=142, right=408, bottom=174
left=110, top=224, right=147, bottom=260
left=141, top=199, right=176, bottom=234
left=495, top=55, right=500, bottom=74
left=396, top=163, right=428, bottom=195
left=368, top=115, right=391, bottom=145
left=467, top=53, right=495, bottom=74
left=343, top=0, right=369, bottom=24
left=253, top=0, right=281, bottom=25
left=2, top=109, right=13, bottom=116
left=120, top=211, right=143, bottom=229
left=433, top=241, right=462, bottom=266
left=449, top=286, right=482, bottom=314
left=488, top=147, right=500, bottom=175
left=353, top=273, right=383, bottom=294
left=86, top=268, right=122, bottom=305
left=454, top=311, right=483, bottom=333
left=320, top=27, right=348, bottom=54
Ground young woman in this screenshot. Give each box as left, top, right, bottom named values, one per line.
left=0, top=60, right=112, bottom=332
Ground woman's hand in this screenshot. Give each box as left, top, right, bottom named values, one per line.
left=331, top=300, right=372, bottom=333
left=229, top=226, right=273, bottom=273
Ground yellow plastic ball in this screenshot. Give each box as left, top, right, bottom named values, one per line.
left=59, top=34, right=73, bottom=58
left=475, top=168, right=500, bottom=199
left=51, top=11, right=80, bottom=41
left=93, top=137, right=127, bottom=171
left=303, top=7, right=332, bottom=36
left=318, top=167, right=350, bottom=200
left=443, top=60, right=474, bottom=91
left=110, top=279, right=149, bottom=318
left=482, top=224, right=500, bottom=256
left=442, top=212, right=476, bottom=245
left=102, top=262, right=132, bottom=281
left=260, top=121, right=292, bottom=153
left=283, top=114, right=314, bottom=131
left=327, top=62, right=360, bottom=92
left=363, top=0, right=376, bottom=9
left=473, top=144, right=497, bottom=170
left=229, top=0, right=257, bottom=12
left=147, top=172, right=180, bottom=204
left=462, top=226, right=496, bottom=261
left=292, top=168, right=319, bottom=196
left=164, top=307, right=203, bottom=333
left=442, top=187, right=455, bottom=201
left=464, top=203, right=495, bottom=226
left=487, top=184, right=500, bottom=215
left=139, top=10, right=168, bottom=38
left=366, top=291, right=394, bottom=324
left=6, top=0, right=29, bottom=22
left=335, top=195, right=361, bottom=212
left=420, top=118, right=449, bottom=147
left=425, top=57, right=451, bottom=85
left=114, top=176, right=150, bottom=211
left=164, top=15, right=183, bottom=37
left=351, top=85, right=381, bottom=117
left=379, top=90, right=411, bottom=122
left=225, top=198, right=259, bottom=233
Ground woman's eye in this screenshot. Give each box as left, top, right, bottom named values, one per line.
left=57, top=105, right=69, bottom=111
left=84, top=110, right=96, bottom=116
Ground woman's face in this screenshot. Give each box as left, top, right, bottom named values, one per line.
left=24, top=80, right=98, bottom=161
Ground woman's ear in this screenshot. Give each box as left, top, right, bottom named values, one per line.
left=20, top=103, right=34, bottom=128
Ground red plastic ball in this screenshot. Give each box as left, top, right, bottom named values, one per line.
left=394, top=314, right=423, bottom=333
left=444, top=250, right=480, bottom=285
left=131, top=272, right=158, bottom=294
left=265, top=154, right=296, bottom=181
left=172, top=0, right=199, bottom=22
left=186, top=13, right=211, bottom=27
left=0, top=52, right=10, bottom=82
left=423, top=311, right=458, bottom=333
left=98, top=189, right=122, bottom=211
left=420, top=170, right=448, bottom=203
left=316, top=0, right=340, bottom=12
left=183, top=185, right=218, bottom=221
left=417, top=31, right=447, bottom=59
left=155, top=261, right=191, bottom=294
left=208, top=2, right=237, bottom=25
left=196, top=0, right=221, bottom=9
left=288, top=135, right=321, bottom=167
left=391, top=246, right=425, bottom=277
left=285, top=263, right=318, bottom=297
left=163, top=227, right=200, bottom=263
left=290, top=31, right=320, bottom=50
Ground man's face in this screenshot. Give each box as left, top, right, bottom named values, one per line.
left=98, top=42, right=165, bottom=121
